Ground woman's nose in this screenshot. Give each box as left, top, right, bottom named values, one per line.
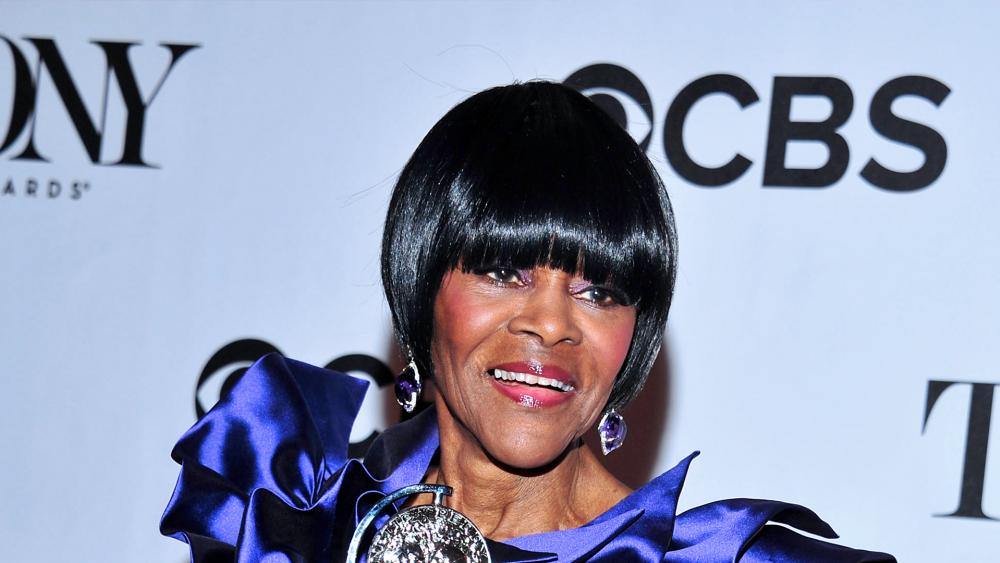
left=507, top=287, right=583, bottom=347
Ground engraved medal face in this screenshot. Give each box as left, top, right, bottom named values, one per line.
left=367, top=504, right=491, bottom=563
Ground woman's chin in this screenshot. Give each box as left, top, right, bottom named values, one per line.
left=481, top=434, right=578, bottom=472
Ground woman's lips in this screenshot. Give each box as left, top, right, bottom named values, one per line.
left=486, top=361, right=576, bottom=408
left=493, top=362, right=576, bottom=386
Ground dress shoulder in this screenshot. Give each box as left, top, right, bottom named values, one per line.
left=667, top=496, right=896, bottom=562
left=160, top=353, right=369, bottom=561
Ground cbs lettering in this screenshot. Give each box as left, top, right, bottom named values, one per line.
left=567, top=64, right=950, bottom=192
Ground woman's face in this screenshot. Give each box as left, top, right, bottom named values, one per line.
left=431, top=265, right=637, bottom=469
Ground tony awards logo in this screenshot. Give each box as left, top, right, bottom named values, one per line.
left=0, top=36, right=199, bottom=200
left=923, top=379, right=999, bottom=520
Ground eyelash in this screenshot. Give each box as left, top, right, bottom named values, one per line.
left=479, top=267, right=527, bottom=286
left=475, top=267, right=630, bottom=307
left=575, top=286, right=629, bottom=307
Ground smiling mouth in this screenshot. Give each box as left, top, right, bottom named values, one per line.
left=488, top=368, right=576, bottom=392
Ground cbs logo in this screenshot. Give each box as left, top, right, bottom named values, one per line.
left=565, top=63, right=950, bottom=191
left=194, top=338, right=403, bottom=457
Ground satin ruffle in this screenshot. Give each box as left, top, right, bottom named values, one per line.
left=161, top=354, right=894, bottom=562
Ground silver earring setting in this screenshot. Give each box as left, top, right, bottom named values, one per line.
left=394, top=360, right=422, bottom=413
left=598, top=410, right=627, bottom=455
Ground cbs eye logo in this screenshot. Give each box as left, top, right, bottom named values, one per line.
left=564, top=63, right=950, bottom=191
left=565, top=64, right=655, bottom=153
left=194, top=338, right=401, bottom=457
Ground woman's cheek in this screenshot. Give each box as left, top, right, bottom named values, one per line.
left=599, top=312, right=637, bottom=375
left=434, top=277, right=509, bottom=360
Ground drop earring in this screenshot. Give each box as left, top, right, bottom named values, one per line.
left=394, top=357, right=422, bottom=413
left=598, top=409, right=627, bottom=455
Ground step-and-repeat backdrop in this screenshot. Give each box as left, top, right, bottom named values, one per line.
left=2, top=1, right=997, bottom=561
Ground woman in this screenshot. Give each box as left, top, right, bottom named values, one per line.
left=162, top=82, right=894, bottom=561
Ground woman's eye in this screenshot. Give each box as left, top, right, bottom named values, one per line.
left=576, top=286, right=628, bottom=307
left=483, top=267, right=525, bottom=285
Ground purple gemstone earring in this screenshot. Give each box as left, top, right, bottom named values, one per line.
left=394, top=359, right=422, bottom=413
left=598, top=410, right=627, bottom=455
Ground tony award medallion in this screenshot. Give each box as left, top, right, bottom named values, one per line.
left=347, top=484, right=491, bottom=563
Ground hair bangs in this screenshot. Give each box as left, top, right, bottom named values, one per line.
left=448, top=183, right=664, bottom=307
left=438, top=87, right=671, bottom=306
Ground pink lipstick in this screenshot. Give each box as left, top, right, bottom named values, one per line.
left=487, top=361, right=576, bottom=408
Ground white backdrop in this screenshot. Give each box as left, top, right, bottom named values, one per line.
left=1, top=1, right=998, bottom=561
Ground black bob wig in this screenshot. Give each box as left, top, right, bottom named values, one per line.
left=381, top=81, right=677, bottom=412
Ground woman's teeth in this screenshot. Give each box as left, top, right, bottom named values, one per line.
left=491, top=368, right=575, bottom=392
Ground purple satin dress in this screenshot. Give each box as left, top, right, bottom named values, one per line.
left=161, top=354, right=895, bottom=562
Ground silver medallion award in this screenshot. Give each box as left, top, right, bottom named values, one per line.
left=347, top=484, right=491, bottom=563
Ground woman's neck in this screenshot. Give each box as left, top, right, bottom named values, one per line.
left=425, top=406, right=632, bottom=541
